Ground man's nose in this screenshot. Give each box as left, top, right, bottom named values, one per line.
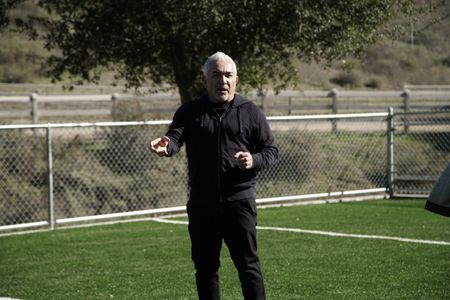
left=218, top=75, right=226, bottom=83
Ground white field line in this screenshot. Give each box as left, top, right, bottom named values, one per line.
left=151, top=218, right=450, bottom=246
left=152, top=218, right=188, bottom=225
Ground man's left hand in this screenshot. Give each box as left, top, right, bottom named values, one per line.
left=234, top=151, right=253, bottom=169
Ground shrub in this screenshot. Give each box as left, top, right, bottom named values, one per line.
left=330, top=71, right=360, bottom=88
left=442, top=55, right=450, bottom=68
left=364, top=78, right=382, bottom=89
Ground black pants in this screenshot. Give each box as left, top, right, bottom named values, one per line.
left=187, top=198, right=265, bottom=300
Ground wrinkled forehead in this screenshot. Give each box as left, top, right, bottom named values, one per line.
left=207, top=58, right=236, bottom=75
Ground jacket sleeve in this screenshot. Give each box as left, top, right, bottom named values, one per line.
left=165, top=104, right=188, bottom=156
left=250, top=107, right=279, bottom=171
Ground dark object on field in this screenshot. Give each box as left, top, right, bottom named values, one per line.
left=425, top=162, right=450, bottom=217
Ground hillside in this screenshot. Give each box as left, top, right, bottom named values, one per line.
left=1, top=1, right=449, bottom=91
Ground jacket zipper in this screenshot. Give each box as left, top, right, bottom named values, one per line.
left=217, top=115, right=223, bottom=202
left=213, top=104, right=232, bottom=203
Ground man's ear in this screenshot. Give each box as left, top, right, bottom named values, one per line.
left=202, top=76, right=207, bottom=87
left=236, top=75, right=239, bottom=85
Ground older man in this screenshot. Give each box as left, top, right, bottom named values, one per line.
left=150, top=52, right=278, bottom=300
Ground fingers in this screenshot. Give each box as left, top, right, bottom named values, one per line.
left=149, top=138, right=162, bottom=151
left=234, top=151, right=253, bottom=169
left=161, top=136, right=170, bottom=143
left=149, top=138, right=160, bottom=150
left=150, top=136, right=170, bottom=157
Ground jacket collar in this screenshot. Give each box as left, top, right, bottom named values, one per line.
left=199, top=93, right=248, bottom=108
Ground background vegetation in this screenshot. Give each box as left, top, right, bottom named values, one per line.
left=0, top=1, right=449, bottom=93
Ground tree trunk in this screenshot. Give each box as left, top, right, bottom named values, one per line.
left=173, top=65, right=206, bottom=105
left=169, top=38, right=205, bottom=105
left=177, top=81, right=196, bottom=104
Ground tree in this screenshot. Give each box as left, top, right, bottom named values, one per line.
left=20, top=0, right=441, bottom=103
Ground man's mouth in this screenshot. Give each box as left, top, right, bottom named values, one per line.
left=217, top=88, right=228, bottom=94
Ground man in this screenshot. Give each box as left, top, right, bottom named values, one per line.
left=150, top=52, right=278, bottom=300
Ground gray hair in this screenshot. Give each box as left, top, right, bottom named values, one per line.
left=202, top=52, right=237, bottom=77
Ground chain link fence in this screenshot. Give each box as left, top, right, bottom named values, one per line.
left=1, top=109, right=449, bottom=232
left=392, top=110, right=450, bottom=196
left=259, top=113, right=388, bottom=200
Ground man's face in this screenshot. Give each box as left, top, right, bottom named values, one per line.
left=204, top=58, right=238, bottom=103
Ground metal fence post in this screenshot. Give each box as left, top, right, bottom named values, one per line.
left=387, top=107, right=395, bottom=197
left=30, top=93, right=39, bottom=124
left=47, top=125, right=55, bottom=230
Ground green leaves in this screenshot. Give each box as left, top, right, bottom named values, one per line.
left=16, top=0, right=441, bottom=103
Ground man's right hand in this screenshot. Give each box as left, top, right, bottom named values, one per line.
left=150, top=136, right=170, bottom=157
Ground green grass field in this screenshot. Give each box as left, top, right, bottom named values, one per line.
left=1, top=199, right=449, bottom=299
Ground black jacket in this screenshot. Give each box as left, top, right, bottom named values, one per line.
left=166, top=94, right=278, bottom=202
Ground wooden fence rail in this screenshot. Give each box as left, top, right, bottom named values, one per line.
left=0, top=89, right=449, bottom=124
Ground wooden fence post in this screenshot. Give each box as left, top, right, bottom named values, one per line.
left=111, top=93, right=119, bottom=119
left=258, top=89, right=266, bottom=112
left=30, top=93, right=39, bottom=124
left=288, top=96, right=292, bottom=115
left=401, top=89, right=411, bottom=133
left=329, top=88, right=338, bottom=133
left=330, top=88, right=338, bottom=115
left=401, top=88, right=411, bottom=113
